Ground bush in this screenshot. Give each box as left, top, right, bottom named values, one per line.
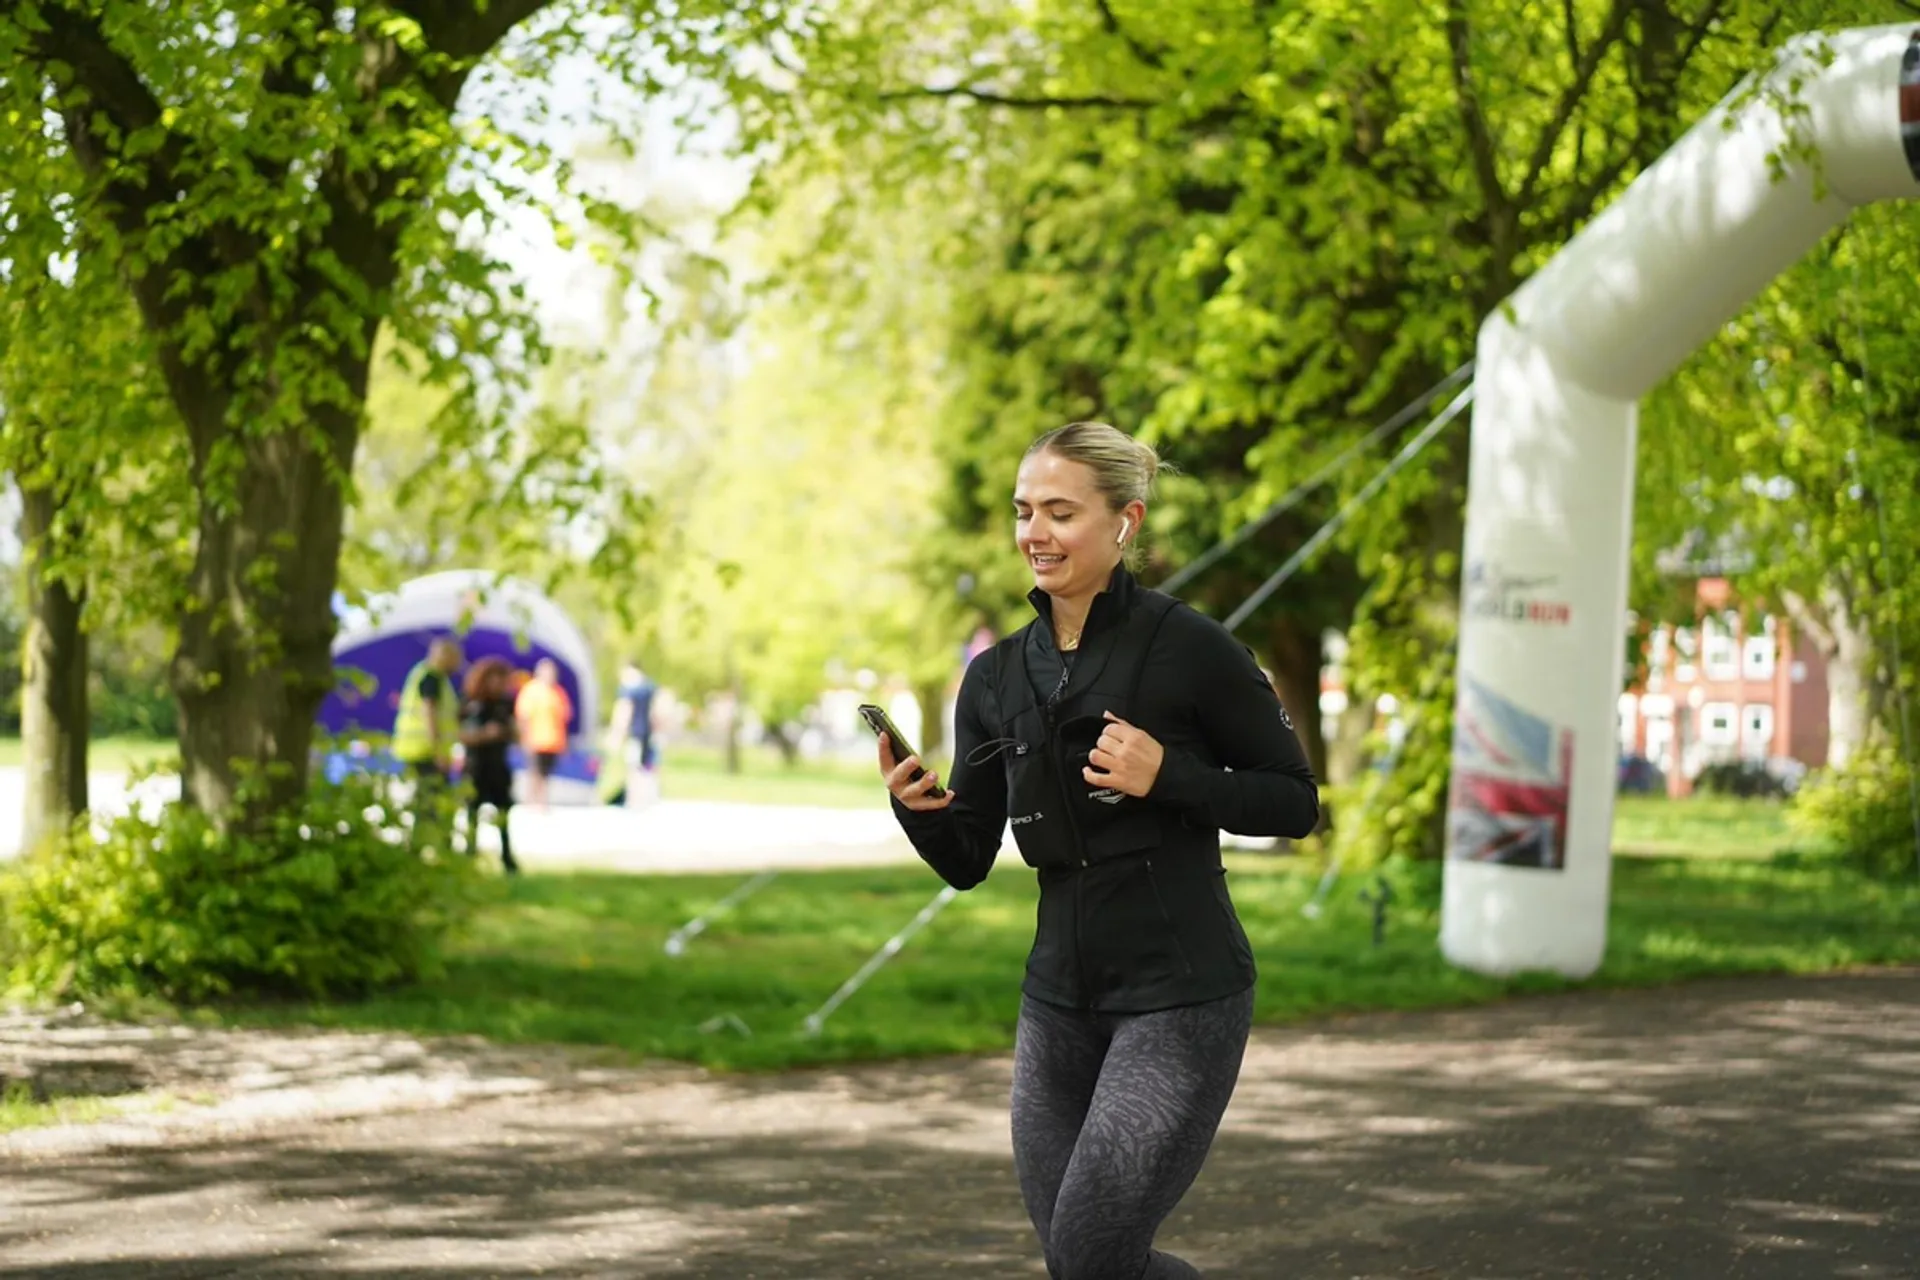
left=89, top=662, right=179, bottom=739
left=0, top=603, right=20, bottom=737
left=1694, top=759, right=1789, bottom=799
left=1, top=768, right=484, bottom=1003
left=1789, top=743, right=1920, bottom=879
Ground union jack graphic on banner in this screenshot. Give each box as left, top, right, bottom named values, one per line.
left=1447, top=675, right=1574, bottom=870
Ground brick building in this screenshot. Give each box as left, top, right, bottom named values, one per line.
left=1616, top=577, right=1829, bottom=796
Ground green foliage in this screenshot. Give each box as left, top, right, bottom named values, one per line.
left=560, top=182, right=965, bottom=731
left=1693, top=760, right=1790, bottom=799
left=1638, top=202, right=1920, bottom=762
left=1790, top=744, right=1920, bottom=880
left=748, top=0, right=1920, bottom=860
left=0, top=587, right=178, bottom=738
left=1, top=769, right=483, bottom=1004
left=88, top=662, right=178, bottom=740
left=0, top=0, right=789, bottom=819
left=99, top=622, right=179, bottom=735
left=1335, top=691, right=1456, bottom=870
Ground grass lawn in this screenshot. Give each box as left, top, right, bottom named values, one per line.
left=0, top=1084, right=170, bottom=1134
left=652, top=743, right=886, bottom=810
left=1611, top=793, right=1796, bottom=859
left=217, top=850, right=1919, bottom=1072
left=0, top=736, right=178, bottom=773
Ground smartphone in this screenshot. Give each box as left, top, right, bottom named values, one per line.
left=858, top=703, right=947, bottom=799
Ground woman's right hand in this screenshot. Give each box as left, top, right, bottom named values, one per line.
left=878, top=733, right=954, bottom=811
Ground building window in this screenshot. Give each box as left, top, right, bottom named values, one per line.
left=1743, top=632, right=1775, bottom=680
left=1701, top=701, right=1739, bottom=746
left=1644, top=710, right=1674, bottom=774
left=1674, top=627, right=1697, bottom=682
left=1703, top=616, right=1740, bottom=681
left=1617, top=694, right=1638, bottom=754
left=1742, top=704, right=1774, bottom=758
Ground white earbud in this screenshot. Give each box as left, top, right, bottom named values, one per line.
left=1116, top=518, right=1131, bottom=546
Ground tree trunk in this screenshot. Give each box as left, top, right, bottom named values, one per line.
left=1261, top=616, right=1326, bottom=783
left=1326, top=694, right=1375, bottom=788
left=170, top=392, right=362, bottom=827
left=723, top=662, right=744, bottom=775
left=1786, top=584, right=1878, bottom=770
left=765, top=722, right=801, bottom=767
left=914, top=678, right=947, bottom=760
left=18, top=479, right=90, bottom=855
left=1825, top=595, right=1881, bottom=771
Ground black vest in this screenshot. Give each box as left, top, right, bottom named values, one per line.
left=986, top=589, right=1180, bottom=871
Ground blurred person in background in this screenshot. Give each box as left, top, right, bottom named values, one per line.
left=607, top=660, right=660, bottom=808
left=459, top=656, right=520, bottom=875
left=514, top=657, right=573, bottom=813
left=393, top=635, right=463, bottom=850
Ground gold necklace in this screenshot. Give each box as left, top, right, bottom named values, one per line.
left=1057, top=626, right=1082, bottom=651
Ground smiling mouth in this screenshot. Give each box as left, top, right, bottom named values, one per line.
left=1031, top=554, right=1064, bottom=570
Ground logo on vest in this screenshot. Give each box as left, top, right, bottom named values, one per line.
left=1465, top=559, right=1571, bottom=626
left=1088, top=788, right=1125, bottom=805
left=1010, top=811, right=1045, bottom=825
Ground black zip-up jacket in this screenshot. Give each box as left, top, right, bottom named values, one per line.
left=891, top=567, right=1320, bottom=1012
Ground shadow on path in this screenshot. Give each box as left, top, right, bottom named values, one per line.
left=4, top=971, right=1916, bottom=1278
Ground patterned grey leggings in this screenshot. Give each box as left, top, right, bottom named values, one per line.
left=1010, top=987, right=1255, bottom=1280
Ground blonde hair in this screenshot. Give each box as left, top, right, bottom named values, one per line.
left=1024, top=421, right=1165, bottom=513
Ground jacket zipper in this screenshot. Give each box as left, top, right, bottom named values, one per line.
left=1042, top=699, right=1095, bottom=1005
left=1144, top=857, right=1195, bottom=976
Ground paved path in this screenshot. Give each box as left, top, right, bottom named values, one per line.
left=0, top=768, right=1275, bottom=871
left=0, top=768, right=922, bottom=872
left=4, top=970, right=1915, bottom=1278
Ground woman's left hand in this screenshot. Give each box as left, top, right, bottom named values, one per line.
left=1084, top=710, right=1164, bottom=797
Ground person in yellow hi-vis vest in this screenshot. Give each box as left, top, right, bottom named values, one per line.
left=393, top=636, right=464, bottom=849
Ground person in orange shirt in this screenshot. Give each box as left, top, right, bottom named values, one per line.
left=514, top=658, right=574, bottom=812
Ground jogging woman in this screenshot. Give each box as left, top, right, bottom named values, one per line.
left=880, top=421, right=1319, bottom=1279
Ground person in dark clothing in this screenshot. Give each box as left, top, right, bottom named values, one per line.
left=880, top=421, right=1319, bottom=1280
left=459, top=656, right=520, bottom=875
left=607, top=661, right=660, bottom=808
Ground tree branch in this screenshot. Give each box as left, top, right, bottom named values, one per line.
left=28, top=2, right=176, bottom=167
left=1443, top=0, right=1509, bottom=216
left=1674, top=0, right=1732, bottom=82
left=396, top=0, right=557, bottom=70
left=876, top=84, right=1159, bottom=110
left=260, top=0, right=334, bottom=100
left=1093, top=0, right=1167, bottom=70
left=21, top=2, right=233, bottom=459
left=312, top=0, right=551, bottom=295
left=1515, top=0, right=1633, bottom=211
left=1551, top=149, right=1634, bottom=238
left=29, top=3, right=287, bottom=286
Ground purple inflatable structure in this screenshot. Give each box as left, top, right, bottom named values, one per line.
left=319, top=570, right=602, bottom=798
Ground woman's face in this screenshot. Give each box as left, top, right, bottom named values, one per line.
left=1013, top=450, right=1136, bottom=600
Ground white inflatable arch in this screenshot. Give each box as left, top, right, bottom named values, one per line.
left=1441, top=25, right=1920, bottom=976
